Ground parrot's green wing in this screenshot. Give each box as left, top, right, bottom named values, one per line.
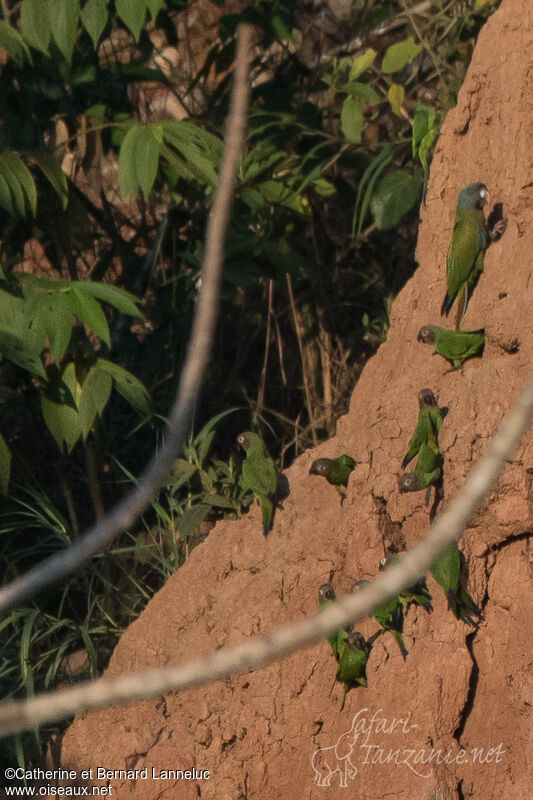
left=442, top=209, right=487, bottom=316
left=430, top=543, right=461, bottom=593
left=434, top=328, right=485, bottom=368
left=402, top=410, right=434, bottom=469
left=242, top=454, right=276, bottom=497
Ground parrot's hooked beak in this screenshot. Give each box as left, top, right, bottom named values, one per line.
left=480, top=187, right=490, bottom=206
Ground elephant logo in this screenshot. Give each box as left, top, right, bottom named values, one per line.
left=311, top=715, right=361, bottom=788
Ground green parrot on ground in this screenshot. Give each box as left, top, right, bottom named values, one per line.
left=379, top=554, right=433, bottom=612
left=429, top=543, right=481, bottom=626
left=318, top=583, right=351, bottom=661
left=441, top=182, right=506, bottom=329
left=237, top=431, right=277, bottom=536
left=309, top=455, right=356, bottom=504
left=336, top=631, right=370, bottom=711
left=398, top=442, right=443, bottom=505
left=417, top=325, right=485, bottom=371
left=353, top=580, right=408, bottom=660
left=401, top=388, right=443, bottom=470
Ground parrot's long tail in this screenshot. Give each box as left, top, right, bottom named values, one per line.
left=258, top=495, right=273, bottom=537
left=391, top=630, right=408, bottom=661
left=440, top=292, right=454, bottom=316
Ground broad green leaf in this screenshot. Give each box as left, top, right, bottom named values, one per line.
left=78, top=367, right=113, bottom=438
left=205, top=494, right=235, bottom=510
left=73, top=282, right=141, bottom=317
left=45, top=292, right=74, bottom=363
left=80, top=0, right=108, bottom=48
left=134, top=125, right=160, bottom=199
left=146, top=0, right=165, bottom=20
left=341, top=96, right=364, bottom=144
left=370, top=170, right=422, bottom=230
left=177, top=504, right=210, bottom=539
left=0, top=329, right=46, bottom=378
left=381, top=37, right=422, bottom=73
left=312, top=178, right=336, bottom=197
left=418, top=126, right=439, bottom=181
left=118, top=126, right=140, bottom=199
left=20, top=0, right=51, bottom=53
left=0, top=20, right=33, bottom=66
left=0, top=150, right=37, bottom=215
left=412, top=104, right=433, bottom=156
left=51, top=0, right=80, bottom=64
left=0, top=433, right=11, bottom=495
left=31, top=149, right=68, bottom=209
left=41, top=363, right=83, bottom=453
left=171, top=459, right=198, bottom=490
left=94, top=359, right=151, bottom=417
left=350, top=48, right=376, bottom=80
left=116, top=0, right=146, bottom=42
left=0, top=172, right=14, bottom=215
left=23, top=288, right=74, bottom=363
left=343, top=82, right=380, bottom=104
left=70, top=286, right=111, bottom=345
left=388, top=83, right=405, bottom=116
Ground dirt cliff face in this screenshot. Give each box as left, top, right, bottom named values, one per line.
left=60, top=1, right=533, bottom=797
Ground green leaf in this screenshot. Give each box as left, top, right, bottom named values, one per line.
left=0, top=433, right=11, bottom=495
left=73, top=282, right=142, bottom=317
left=116, top=0, right=146, bottom=42
left=412, top=104, right=434, bottom=157
left=0, top=328, right=46, bottom=378
left=204, top=493, right=235, bottom=510
left=51, top=0, right=80, bottom=64
left=20, top=0, right=51, bottom=53
left=388, top=83, right=405, bottom=116
left=418, top=126, right=439, bottom=181
left=177, top=504, right=210, bottom=539
left=370, top=170, right=422, bottom=230
left=70, top=286, right=111, bottom=345
left=350, top=48, right=376, bottom=80
left=0, top=171, right=14, bottom=215
left=0, top=21, right=33, bottom=66
left=146, top=0, right=165, bottom=20
left=78, top=367, right=113, bottom=438
left=343, top=82, right=381, bottom=104
left=170, top=459, right=198, bottom=490
left=80, top=0, right=108, bottom=48
left=312, top=178, right=336, bottom=197
left=94, top=359, right=151, bottom=417
left=341, top=97, right=364, bottom=144
left=118, top=126, right=140, bottom=199
left=31, top=149, right=68, bottom=209
left=1, top=150, right=37, bottom=215
left=134, top=125, right=160, bottom=200
left=23, top=289, right=74, bottom=363
left=381, top=37, right=422, bottom=73
left=41, top=362, right=83, bottom=453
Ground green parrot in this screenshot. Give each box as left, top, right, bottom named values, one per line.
left=440, top=182, right=494, bottom=329
left=402, top=388, right=443, bottom=469
left=318, top=583, right=351, bottom=661
left=237, top=431, right=277, bottom=536
left=379, top=554, right=433, bottom=612
left=336, top=631, right=370, bottom=710
left=354, top=580, right=407, bottom=660
left=430, top=543, right=481, bottom=626
left=398, top=442, right=443, bottom=505
left=309, top=455, right=356, bottom=504
left=417, top=325, right=485, bottom=371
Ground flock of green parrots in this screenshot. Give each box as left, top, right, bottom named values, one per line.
left=236, top=182, right=505, bottom=708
